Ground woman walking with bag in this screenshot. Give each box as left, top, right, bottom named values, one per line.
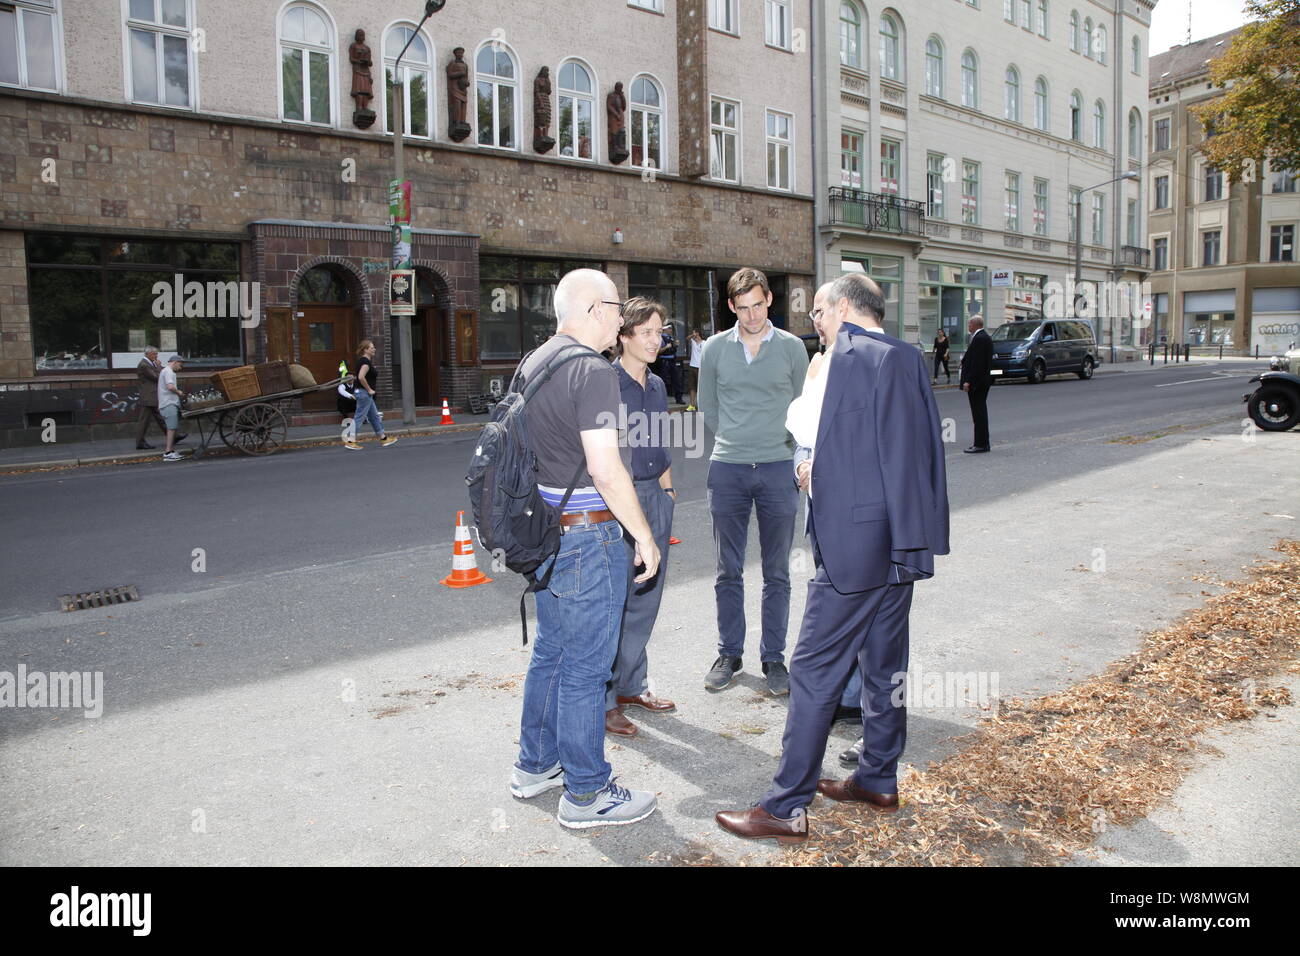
left=344, top=339, right=398, bottom=450
left=932, top=329, right=951, bottom=385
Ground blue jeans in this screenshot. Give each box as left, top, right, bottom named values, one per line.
left=517, top=518, right=628, bottom=796
left=707, top=459, right=798, bottom=663
left=353, top=389, right=384, bottom=438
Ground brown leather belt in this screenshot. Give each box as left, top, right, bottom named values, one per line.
left=559, top=509, right=614, bottom=528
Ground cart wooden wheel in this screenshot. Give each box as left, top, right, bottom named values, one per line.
left=223, top=402, right=288, bottom=455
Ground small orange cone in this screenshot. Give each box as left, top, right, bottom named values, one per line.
left=439, top=399, right=455, bottom=425
left=441, top=511, right=492, bottom=588
left=669, top=537, right=681, bottom=545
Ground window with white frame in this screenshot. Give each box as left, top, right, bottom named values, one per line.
left=1090, top=192, right=1104, bottom=245
left=879, top=13, right=900, bottom=80
left=925, top=36, right=943, bottom=97
left=628, top=0, right=664, bottom=11
left=1034, top=75, right=1048, bottom=130
left=1033, top=177, right=1048, bottom=235
left=1069, top=10, right=1079, bottom=52
left=710, top=0, right=737, bottom=34
left=840, top=2, right=861, bottom=69
left=384, top=25, right=433, bottom=138
left=1093, top=99, right=1105, bottom=148
left=1069, top=90, right=1082, bottom=141
left=1126, top=198, right=1138, bottom=245
left=1131, top=35, right=1140, bottom=73
left=765, top=0, right=791, bottom=50
left=880, top=138, right=900, bottom=194
left=1204, top=164, right=1223, bottom=201
left=1270, top=224, right=1295, bottom=262
left=841, top=129, right=863, bottom=189
left=1128, top=108, right=1140, bottom=158
left=1004, top=65, right=1020, bottom=122
left=476, top=43, right=517, bottom=149
left=1154, top=174, right=1169, bottom=209
left=1005, top=170, right=1021, bottom=231
left=961, top=49, right=978, bottom=109
left=1154, top=116, right=1170, bottom=151
left=1270, top=163, right=1297, bottom=193
left=710, top=97, right=739, bottom=182
left=1036, top=0, right=1048, bottom=37
left=128, top=0, right=193, bottom=108
left=766, top=109, right=792, bottom=191
left=962, top=160, right=980, bottom=224
left=279, top=4, right=332, bottom=124
left=1152, top=235, right=1168, bottom=270
left=1068, top=185, right=1081, bottom=240
left=1017, top=0, right=1031, bottom=29
left=1003, top=0, right=1013, bottom=19
left=1095, top=23, right=1107, bottom=64
left=0, top=0, right=60, bottom=91
left=1201, top=229, right=1220, bottom=265
left=927, top=152, right=946, bottom=218
left=1083, top=17, right=1093, bottom=59
left=557, top=60, right=595, bottom=160
left=630, top=75, right=663, bottom=172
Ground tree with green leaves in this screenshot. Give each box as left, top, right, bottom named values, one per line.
left=1191, top=0, right=1300, bottom=184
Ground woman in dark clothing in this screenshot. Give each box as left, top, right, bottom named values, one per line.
left=344, top=339, right=398, bottom=450
left=932, top=329, right=951, bottom=384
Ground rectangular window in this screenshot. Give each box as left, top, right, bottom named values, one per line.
left=0, top=0, right=60, bottom=91
left=1154, top=116, right=1170, bottom=151
left=1018, top=0, right=1031, bottom=29
left=1003, top=0, right=1014, bottom=20
left=961, top=160, right=980, bottom=225
left=927, top=153, right=947, bottom=219
left=841, top=255, right=904, bottom=337
left=765, top=109, right=792, bottom=191
left=710, top=97, right=739, bottom=183
left=1126, top=198, right=1138, bottom=246
left=1154, top=175, right=1170, bottom=209
left=1033, top=177, right=1048, bottom=236
left=1091, top=193, right=1105, bottom=245
left=1204, top=165, right=1223, bottom=201
left=709, top=0, right=738, bottom=34
left=1270, top=224, right=1295, bottom=262
left=1068, top=186, right=1082, bottom=241
left=1202, top=229, right=1221, bottom=265
left=480, top=256, right=606, bottom=361
left=765, top=0, right=791, bottom=49
left=1153, top=236, right=1168, bottom=270
left=1273, top=165, right=1299, bottom=193
left=880, top=138, right=900, bottom=195
left=840, top=130, right=863, bottom=189
left=629, top=264, right=715, bottom=340
left=1004, top=170, right=1020, bottom=232
left=127, top=0, right=191, bottom=107
left=628, top=0, right=664, bottom=11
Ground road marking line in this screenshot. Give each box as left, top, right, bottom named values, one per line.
left=1154, top=373, right=1242, bottom=387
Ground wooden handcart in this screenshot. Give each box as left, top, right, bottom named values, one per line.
left=180, top=378, right=345, bottom=458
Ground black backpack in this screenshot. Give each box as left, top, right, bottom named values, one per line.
left=465, top=343, right=594, bottom=644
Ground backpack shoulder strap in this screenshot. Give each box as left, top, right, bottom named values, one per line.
left=520, top=344, right=598, bottom=402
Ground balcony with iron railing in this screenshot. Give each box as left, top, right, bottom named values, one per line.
left=827, top=188, right=926, bottom=238
left=1119, top=245, right=1152, bottom=271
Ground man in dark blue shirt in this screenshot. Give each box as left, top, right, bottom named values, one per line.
left=605, top=297, right=678, bottom=737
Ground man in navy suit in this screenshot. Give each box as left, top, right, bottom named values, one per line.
left=715, top=274, right=950, bottom=844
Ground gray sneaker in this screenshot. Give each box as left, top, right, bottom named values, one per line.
left=839, top=736, right=864, bottom=768
left=509, top=761, right=564, bottom=799
left=704, top=655, right=742, bottom=691
left=763, top=661, right=790, bottom=696
left=556, top=778, right=658, bottom=829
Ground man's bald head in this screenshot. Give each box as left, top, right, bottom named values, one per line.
left=555, top=268, right=617, bottom=327
left=825, top=273, right=886, bottom=326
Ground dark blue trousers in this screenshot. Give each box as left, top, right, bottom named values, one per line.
left=760, top=529, right=913, bottom=819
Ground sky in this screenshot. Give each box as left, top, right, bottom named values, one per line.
left=1148, top=0, right=1256, bottom=53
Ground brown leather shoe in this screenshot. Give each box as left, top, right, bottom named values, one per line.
left=617, top=692, right=676, bottom=713
left=605, top=707, right=638, bottom=736
left=816, top=777, right=899, bottom=812
left=715, top=805, right=809, bottom=844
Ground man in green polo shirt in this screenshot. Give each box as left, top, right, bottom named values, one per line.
left=698, top=267, right=809, bottom=695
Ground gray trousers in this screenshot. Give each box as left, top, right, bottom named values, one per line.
left=606, top=478, right=675, bottom=709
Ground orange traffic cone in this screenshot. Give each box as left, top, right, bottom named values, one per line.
left=439, top=399, right=455, bottom=425
left=441, top=511, right=492, bottom=588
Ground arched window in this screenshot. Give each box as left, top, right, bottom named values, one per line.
left=1004, top=65, right=1020, bottom=122
left=1131, top=35, right=1141, bottom=73
left=925, top=36, right=944, bottom=97
left=840, top=2, right=862, bottom=69
left=298, top=265, right=350, bottom=303
left=1069, top=90, right=1082, bottom=141
left=279, top=3, right=333, bottom=124
left=475, top=42, right=517, bottom=149
left=1034, top=76, right=1049, bottom=130
left=1096, top=23, right=1107, bottom=64
left=1036, top=0, right=1048, bottom=37
left=1128, top=107, right=1141, bottom=158
left=961, top=49, right=978, bottom=109
left=557, top=59, right=595, bottom=160
left=879, top=13, right=901, bottom=81
left=1093, top=99, right=1105, bottom=147
left=384, top=24, right=433, bottom=138
left=630, top=74, right=662, bottom=172
left=1069, top=10, right=1079, bottom=52
left=1083, top=17, right=1093, bottom=59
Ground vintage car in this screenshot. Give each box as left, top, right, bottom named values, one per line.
left=1244, top=348, right=1300, bottom=431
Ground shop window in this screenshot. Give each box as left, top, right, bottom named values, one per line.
left=479, top=256, right=603, bottom=361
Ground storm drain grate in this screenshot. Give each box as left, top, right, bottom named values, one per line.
left=59, top=585, right=140, bottom=612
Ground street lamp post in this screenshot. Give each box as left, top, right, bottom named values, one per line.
left=390, top=1, right=445, bottom=426
left=1073, top=169, right=1138, bottom=361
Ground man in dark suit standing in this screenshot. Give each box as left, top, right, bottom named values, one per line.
left=715, top=274, right=949, bottom=844
left=134, top=346, right=167, bottom=450
left=959, top=316, right=993, bottom=453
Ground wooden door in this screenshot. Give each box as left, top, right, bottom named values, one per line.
left=411, top=307, right=442, bottom=406
left=298, top=306, right=356, bottom=410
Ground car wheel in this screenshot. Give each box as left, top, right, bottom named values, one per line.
left=1077, top=356, right=1095, bottom=380
left=1027, top=359, right=1046, bottom=384
left=1248, top=386, right=1300, bottom=432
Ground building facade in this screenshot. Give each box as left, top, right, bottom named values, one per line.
left=1146, top=28, right=1300, bottom=355
left=814, top=0, right=1154, bottom=358
left=0, top=0, right=815, bottom=444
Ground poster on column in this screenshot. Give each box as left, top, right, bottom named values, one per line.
left=390, top=269, right=415, bottom=317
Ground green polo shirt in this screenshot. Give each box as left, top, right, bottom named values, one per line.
left=698, top=322, right=808, bottom=463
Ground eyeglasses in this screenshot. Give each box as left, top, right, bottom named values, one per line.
left=589, top=300, right=627, bottom=317
left=807, top=308, right=825, bottom=323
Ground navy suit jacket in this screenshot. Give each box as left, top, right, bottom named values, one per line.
left=800, top=325, right=950, bottom=593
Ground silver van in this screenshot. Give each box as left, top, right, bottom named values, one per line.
left=988, top=319, right=1099, bottom=384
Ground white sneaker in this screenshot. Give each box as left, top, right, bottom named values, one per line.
left=557, top=778, right=657, bottom=829
left=162, top=451, right=183, bottom=461
left=510, top=762, right=564, bottom=799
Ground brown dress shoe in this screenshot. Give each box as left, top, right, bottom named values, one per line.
left=605, top=707, right=638, bottom=736
left=616, top=692, right=676, bottom=713
left=715, top=805, right=809, bottom=844
left=816, top=777, right=899, bottom=812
